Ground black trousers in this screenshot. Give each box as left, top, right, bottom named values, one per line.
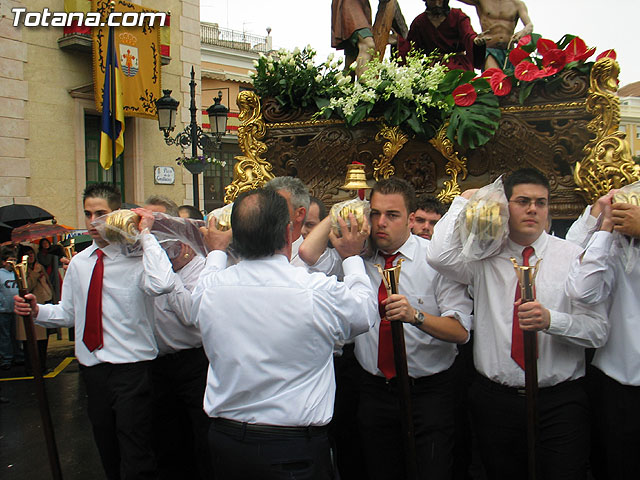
left=588, top=366, right=640, bottom=480
left=151, top=347, right=212, bottom=480
left=329, top=343, right=364, bottom=480
left=209, top=419, right=333, bottom=480
left=358, top=366, right=456, bottom=480
left=469, top=374, right=589, bottom=480
left=81, top=361, right=158, bottom=480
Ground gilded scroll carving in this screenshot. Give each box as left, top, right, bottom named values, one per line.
left=224, top=91, right=275, bottom=204
left=574, top=58, right=640, bottom=203
left=373, top=124, right=408, bottom=181
left=429, top=125, right=469, bottom=203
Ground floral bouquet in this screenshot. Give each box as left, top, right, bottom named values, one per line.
left=176, top=155, right=226, bottom=168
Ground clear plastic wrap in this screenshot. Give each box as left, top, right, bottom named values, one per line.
left=457, top=176, right=509, bottom=261
left=329, top=198, right=370, bottom=236
left=93, top=210, right=208, bottom=257
left=611, top=181, right=640, bottom=273
left=209, top=203, right=233, bottom=231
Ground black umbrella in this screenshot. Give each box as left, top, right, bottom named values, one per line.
left=0, top=204, right=54, bottom=227
left=0, top=221, right=13, bottom=244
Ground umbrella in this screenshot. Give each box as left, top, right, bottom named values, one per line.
left=0, top=204, right=54, bottom=227
left=0, top=221, right=13, bottom=244
left=11, top=223, right=72, bottom=243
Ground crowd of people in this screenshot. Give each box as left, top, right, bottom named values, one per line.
left=5, top=166, right=639, bottom=480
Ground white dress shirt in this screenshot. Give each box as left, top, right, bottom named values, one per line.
left=427, top=197, right=608, bottom=387
left=35, top=235, right=175, bottom=367
left=308, top=235, right=473, bottom=378
left=191, top=251, right=376, bottom=426
left=566, top=222, right=640, bottom=386
left=289, top=235, right=306, bottom=268
left=153, top=255, right=205, bottom=355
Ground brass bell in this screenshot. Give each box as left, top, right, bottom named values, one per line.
left=341, top=163, right=370, bottom=191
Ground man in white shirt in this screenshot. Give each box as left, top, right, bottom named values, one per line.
left=191, top=188, right=376, bottom=480
left=565, top=192, right=640, bottom=479
left=144, top=196, right=212, bottom=480
left=427, top=168, right=608, bottom=479
left=265, top=176, right=309, bottom=267
left=15, top=183, right=175, bottom=480
left=300, top=177, right=473, bottom=480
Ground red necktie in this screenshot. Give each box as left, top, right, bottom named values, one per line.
left=84, top=249, right=105, bottom=352
left=377, top=252, right=400, bottom=379
left=511, top=246, right=535, bottom=370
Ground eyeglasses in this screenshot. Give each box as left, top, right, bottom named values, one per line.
left=508, top=198, right=549, bottom=209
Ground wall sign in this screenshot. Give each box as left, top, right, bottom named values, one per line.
left=154, top=166, right=175, bottom=185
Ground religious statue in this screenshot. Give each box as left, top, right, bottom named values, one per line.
left=331, top=0, right=408, bottom=77
left=398, top=0, right=489, bottom=71
left=456, top=0, right=533, bottom=70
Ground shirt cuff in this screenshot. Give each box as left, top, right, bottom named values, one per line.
left=341, top=255, right=366, bottom=277
left=205, top=250, right=227, bottom=269
left=588, top=230, right=614, bottom=251
left=545, top=310, right=568, bottom=336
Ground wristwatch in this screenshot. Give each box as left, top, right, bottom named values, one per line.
left=412, top=309, right=424, bottom=327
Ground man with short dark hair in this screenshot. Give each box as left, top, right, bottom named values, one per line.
left=427, top=168, right=609, bottom=479
left=302, top=196, right=328, bottom=239
left=300, top=177, right=472, bottom=479
left=191, top=188, right=376, bottom=480
left=412, top=195, right=445, bottom=240
left=15, top=182, right=175, bottom=480
left=178, top=204, right=203, bottom=220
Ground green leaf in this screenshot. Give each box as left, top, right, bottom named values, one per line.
left=518, top=81, right=536, bottom=105
left=557, top=34, right=576, bottom=50
left=348, top=103, right=374, bottom=126
left=385, top=101, right=411, bottom=126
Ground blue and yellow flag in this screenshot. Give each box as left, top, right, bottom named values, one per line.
left=99, top=25, right=125, bottom=171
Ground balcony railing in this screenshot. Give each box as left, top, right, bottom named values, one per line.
left=201, top=23, right=270, bottom=53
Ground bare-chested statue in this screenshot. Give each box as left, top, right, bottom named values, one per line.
left=456, top=0, right=533, bottom=70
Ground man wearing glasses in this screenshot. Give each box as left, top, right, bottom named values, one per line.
left=427, top=168, right=608, bottom=479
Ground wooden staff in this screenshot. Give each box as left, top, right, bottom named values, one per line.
left=372, top=0, right=397, bottom=59
left=10, top=256, right=64, bottom=480
left=378, top=259, right=418, bottom=480
left=511, top=258, right=542, bottom=480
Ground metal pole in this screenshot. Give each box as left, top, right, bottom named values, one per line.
left=189, top=67, right=199, bottom=210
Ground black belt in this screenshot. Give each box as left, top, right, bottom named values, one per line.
left=212, top=417, right=328, bottom=438
left=156, top=346, right=204, bottom=362
left=475, top=373, right=582, bottom=397
left=361, top=365, right=453, bottom=388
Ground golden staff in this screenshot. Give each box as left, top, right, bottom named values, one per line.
left=375, top=258, right=418, bottom=480
left=511, top=256, right=542, bottom=480
left=8, top=256, right=64, bottom=480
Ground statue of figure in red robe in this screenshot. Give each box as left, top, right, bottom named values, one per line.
left=398, top=0, right=490, bottom=71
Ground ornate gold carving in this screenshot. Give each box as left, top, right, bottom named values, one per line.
left=429, top=125, right=468, bottom=203
left=501, top=101, right=586, bottom=113
left=224, top=91, right=275, bottom=204
left=574, top=58, right=640, bottom=203
left=373, top=124, right=408, bottom=181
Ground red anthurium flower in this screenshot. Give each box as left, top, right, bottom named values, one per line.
left=517, top=35, right=532, bottom=47
left=514, top=61, right=543, bottom=81
left=564, top=37, right=595, bottom=62
left=481, top=68, right=504, bottom=79
left=541, top=49, right=567, bottom=75
left=536, top=38, right=558, bottom=55
left=509, top=47, right=530, bottom=66
left=452, top=83, right=477, bottom=106
left=596, top=49, right=617, bottom=61
left=489, top=74, right=512, bottom=96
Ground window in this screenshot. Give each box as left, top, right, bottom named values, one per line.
left=84, top=114, right=125, bottom=198
left=203, top=146, right=239, bottom=212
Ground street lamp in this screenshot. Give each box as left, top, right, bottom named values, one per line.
left=155, top=66, right=229, bottom=210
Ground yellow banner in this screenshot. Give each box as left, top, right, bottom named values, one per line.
left=92, top=0, right=161, bottom=119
